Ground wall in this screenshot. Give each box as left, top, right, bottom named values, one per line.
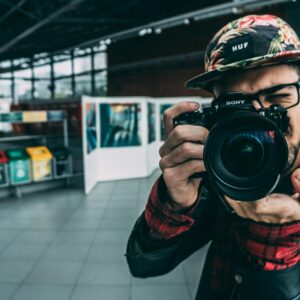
left=107, top=5, right=285, bottom=98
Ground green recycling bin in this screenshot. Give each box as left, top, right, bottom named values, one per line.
left=49, top=146, right=72, bottom=178
left=6, top=149, right=31, bottom=185
left=0, top=151, right=9, bottom=187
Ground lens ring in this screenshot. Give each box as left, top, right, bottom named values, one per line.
left=203, top=111, right=288, bottom=200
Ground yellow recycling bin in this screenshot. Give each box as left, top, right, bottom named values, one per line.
left=26, top=146, right=53, bottom=182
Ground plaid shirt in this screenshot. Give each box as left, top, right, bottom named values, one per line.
left=144, top=176, right=300, bottom=299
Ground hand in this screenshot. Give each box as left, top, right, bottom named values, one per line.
left=225, top=168, right=300, bottom=223
left=159, top=101, right=208, bottom=210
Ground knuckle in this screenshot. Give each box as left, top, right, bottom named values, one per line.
left=252, top=202, right=264, bottom=214
left=173, top=126, right=185, bottom=142
left=199, top=127, right=209, bottom=141
left=159, top=158, right=167, bottom=170
left=163, top=168, right=174, bottom=181
left=188, top=159, right=203, bottom=171
left=180, top=142, right=193, bottom=155
left=159, top=145, right=164, bottom=157
left=163, top=110, right=171, bottom=122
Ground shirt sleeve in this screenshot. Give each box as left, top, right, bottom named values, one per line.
left=235, top=217, right=300, bottom=270
left=144, top=175, right=200, bottom=240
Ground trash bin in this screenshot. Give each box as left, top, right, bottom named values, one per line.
left=6, top=149, right=31, bottom=185
left=0, top=151, right=9, bottom=187
left=49, top=146, right=72, bottom=178
left=26, top=146, right=53, bottom=181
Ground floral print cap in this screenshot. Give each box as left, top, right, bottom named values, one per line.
left=186, top=14, right=300, bottom=90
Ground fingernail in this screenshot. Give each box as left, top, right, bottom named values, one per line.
left=189, top=102, right=199, bottom=108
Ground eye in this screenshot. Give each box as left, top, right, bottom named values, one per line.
left=266, top=94, right=292, bottom=102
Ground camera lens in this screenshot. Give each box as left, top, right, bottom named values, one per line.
left=221, top=133, right=264, bottom=176
left=203, top=111, right=288, bottom=201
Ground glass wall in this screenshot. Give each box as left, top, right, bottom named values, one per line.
left=55, top=78, right=72, bottom=98
left=74, top=55, right=91, bottom=74
left=33, top=60, right=51, bottom=99
left=14, top=68, right=32, bottom=101
left=54, top=59, right=72, bottom=77
left=0, top=72, right=12, bottom=98
left=0, top=49, right=107, bottom=102
left=95, top=71, right=107, bottom=96
left=75, top=74, right=92, bottom=96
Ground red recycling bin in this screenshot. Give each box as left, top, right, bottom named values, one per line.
left=0, top=151, right=9, bottom=187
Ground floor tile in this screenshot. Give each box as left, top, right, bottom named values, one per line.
left=71, top=285, right=130, bottom=300
left=78, top=262, right=131, bottom=285
left=25, top=261, right=83, bottom=285
left=0, top=218, right=32, bottom=230
left=132, top=265, right=186, bottom=285
left=0, top=283, right=18, bottom=300
left=0, top=260, right=34, bottom=283
left=131, top=284, right=191, bottom=300
left=41, top=244, right=90, bottom=262
left=0, top=229, right=20, bottom=243
left=16, top=230, right=58, bottom=245
left=93, top=230, right=130, bottom=245
left=0, top=243, right=47, bottom=261
left=52, top=230, right=96, bottom=246
left=86, top=242, right=126, bottom=262
left=63, top=217, right=102, bottom=230
left=11, top=284, right=73, bottom=300
left=26, top=217, right=69, bottom=230
left=100, top=218, right=135, bottom=230
left=0, top=169, right=203, bottom=299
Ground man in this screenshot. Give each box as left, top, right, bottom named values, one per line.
left=126, top=15, right=300, bottom=300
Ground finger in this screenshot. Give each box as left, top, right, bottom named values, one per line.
left=163, top=101, right=199, bottom=138
left=291, top=168, right=300, bottom=193
left=225, top=196, right=274, bottom=222
left=241, top=194, right=299, bottom=222
left=224, top=196, right=249, bottom=218
left=160, top=142, right=204, bottom=170
left=159, top=125, right=208, bottom=157
left=163, top=159, right=205, bottom=183
left=257, top=194, right=300, bottom=220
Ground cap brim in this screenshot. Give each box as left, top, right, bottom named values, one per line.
left=185, top=50, right=300, bottom=90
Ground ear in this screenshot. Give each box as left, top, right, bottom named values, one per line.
left=290, top=168, right=300, bottom=194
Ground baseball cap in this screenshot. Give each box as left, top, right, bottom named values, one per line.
left=186, top=14, right=300, bottom=90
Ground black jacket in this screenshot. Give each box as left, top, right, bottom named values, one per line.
left=126, top=181, right=300, bottom=300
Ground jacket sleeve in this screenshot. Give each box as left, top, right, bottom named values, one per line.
left=233, top=218, right=300, bottom=300
left=125, top=176, right=215, bottom=278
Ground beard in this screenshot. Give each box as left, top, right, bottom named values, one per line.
left=283, top=143, right=300, bottom=174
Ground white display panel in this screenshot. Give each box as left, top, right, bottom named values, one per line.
left=82, top=97, right=100, bottom=194
left=82, top=96, right=212, bottom=194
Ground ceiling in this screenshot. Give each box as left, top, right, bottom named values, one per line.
left=0, top=0, right=295, bottom=61
left=0, top=0, right=232, bottom=60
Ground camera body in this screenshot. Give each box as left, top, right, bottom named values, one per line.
left=173, top=95, right=289, bottom=201
left=174, top=94, right=290, bottom=133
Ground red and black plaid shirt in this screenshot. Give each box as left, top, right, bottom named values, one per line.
left=144, top=177, right=300, bottom=298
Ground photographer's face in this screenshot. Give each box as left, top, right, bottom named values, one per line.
left=213, top=64, right=300, bottom=172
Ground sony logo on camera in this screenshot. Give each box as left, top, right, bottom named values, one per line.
left=225, top=100, right=246, bottom=105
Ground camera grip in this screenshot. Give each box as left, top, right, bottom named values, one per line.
left=173, top=111, right=208, bottom=128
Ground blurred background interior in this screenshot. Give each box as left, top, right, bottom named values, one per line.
left=0, top=1, right=299, bottom=299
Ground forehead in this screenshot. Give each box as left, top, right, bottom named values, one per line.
left=213, top=64, right=299, bottom=96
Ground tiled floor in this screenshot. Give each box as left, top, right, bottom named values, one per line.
left=0, top=169, right=208, bottom=300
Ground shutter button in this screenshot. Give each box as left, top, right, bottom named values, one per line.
left=234, top=274, right=243, bottom=284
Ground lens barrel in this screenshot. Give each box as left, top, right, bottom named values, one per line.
left=204, top=111, right=288, bottom=201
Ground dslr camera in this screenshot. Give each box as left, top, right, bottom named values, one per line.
left=173, top=94, right=290, bottom=201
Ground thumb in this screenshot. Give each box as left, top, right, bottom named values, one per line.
left=291, top=168, right=300, bottom=193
